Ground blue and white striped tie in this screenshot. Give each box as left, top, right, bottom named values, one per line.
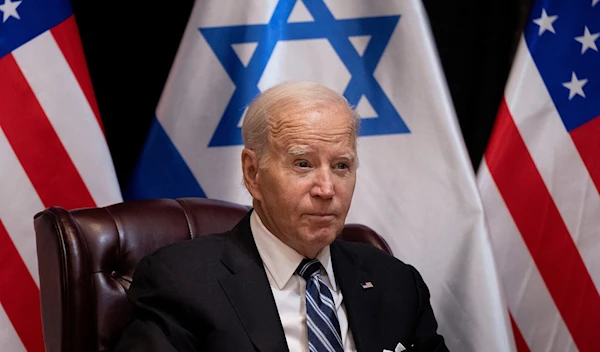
left=296, top=258, right=344, bottom=352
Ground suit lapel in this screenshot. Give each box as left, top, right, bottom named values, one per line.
left=218, top=212, right=289, bottom=352
left=331, top=241, right=382, bottom=352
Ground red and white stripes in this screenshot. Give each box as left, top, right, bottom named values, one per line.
left=0, top=15, right=122, bottom=351
left=478, top=36, right=600, bottom=352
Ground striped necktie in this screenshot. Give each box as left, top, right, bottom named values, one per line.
left=296, top=258, right=344, bottom=352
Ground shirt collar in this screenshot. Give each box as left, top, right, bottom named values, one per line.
left=250, top=211, right=338, bottom=292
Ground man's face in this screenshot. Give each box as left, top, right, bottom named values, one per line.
left=248, top=104, right=357, bottom=258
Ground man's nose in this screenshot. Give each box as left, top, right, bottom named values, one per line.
left=311, top=167, right=335, bottom=199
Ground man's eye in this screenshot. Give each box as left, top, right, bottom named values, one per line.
left=336, top=163, right=349, bottom=170
left=297, top=161, right=309, bottom=168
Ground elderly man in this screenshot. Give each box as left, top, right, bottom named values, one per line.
left=114, top=81, right=448, bottom=352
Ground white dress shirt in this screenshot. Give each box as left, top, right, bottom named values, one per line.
left=250, top=211, right=357, bottom=352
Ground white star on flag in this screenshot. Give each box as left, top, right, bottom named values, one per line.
left=575, top=26, right=600, bottom=54
left=562, top=72, right=588, bottom=100
left=593, top=0, right=599, bottom=7
left=533, top=9, right=558, bottom=35
left=0, top=0, right=22, bottom=23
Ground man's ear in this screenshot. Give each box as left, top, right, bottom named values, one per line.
left=241, top=148, right=263, bottom=201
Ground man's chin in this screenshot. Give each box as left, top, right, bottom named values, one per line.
left=294, top=228, right=339, bottom=257
left=306, top=227, right=339, bottom=244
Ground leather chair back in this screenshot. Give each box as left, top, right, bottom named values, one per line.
left=34, top=197, right=391, bottom=352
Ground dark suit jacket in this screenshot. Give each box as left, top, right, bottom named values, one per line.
left=114, top=211, right=448, bottom=352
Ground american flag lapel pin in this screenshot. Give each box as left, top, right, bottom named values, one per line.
left=361, top=281, right=374, bottom=289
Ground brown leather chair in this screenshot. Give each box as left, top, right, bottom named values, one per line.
left=34, top=197, right=392, bottom=352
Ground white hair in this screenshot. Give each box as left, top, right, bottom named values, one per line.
left=241, top=81, right=360, bottom=167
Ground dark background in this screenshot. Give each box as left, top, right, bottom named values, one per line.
left=69, top=0, right=533, bottom=194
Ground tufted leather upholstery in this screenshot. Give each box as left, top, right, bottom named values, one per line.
left=34, top=197, right=392, bottom=352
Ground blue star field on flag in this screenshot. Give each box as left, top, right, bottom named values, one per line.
left=0, top=0, right=72, bottom=59
left=525, top=0, right=600, bottom=132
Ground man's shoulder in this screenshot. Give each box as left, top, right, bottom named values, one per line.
left=128, top=231, right=238, bottom=288
left=333, top=239, right=413, bottom=273
left=146, top=231, right=230, bottom=267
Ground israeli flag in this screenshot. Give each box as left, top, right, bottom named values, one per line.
left=126, top=1, right=514, bottom=350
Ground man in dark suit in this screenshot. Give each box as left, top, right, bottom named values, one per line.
left=115, top=81, right=448, bottom=352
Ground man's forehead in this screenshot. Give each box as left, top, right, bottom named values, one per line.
left=270, top=116, right=355, bottom=139
left=271, top=102, right=353, bottom=124
left=266, top=104, right=357, bottom=152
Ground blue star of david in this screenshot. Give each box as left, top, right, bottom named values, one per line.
left=200, top=0, right=410, bottom=147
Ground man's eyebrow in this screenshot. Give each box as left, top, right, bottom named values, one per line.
left=286, top=147, right=357, bottom=162
left=339, top=153, right=357, bottom=162
left=287, top=145, right=310, bottom=156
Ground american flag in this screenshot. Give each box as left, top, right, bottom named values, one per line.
left=0, top=0, right=122, bottom=350
left=478, top=0, right=600, bottom=351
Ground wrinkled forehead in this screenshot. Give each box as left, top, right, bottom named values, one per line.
left=268, top=102, right=356, bottom=137
left=265, top=105, right=358, bottom=160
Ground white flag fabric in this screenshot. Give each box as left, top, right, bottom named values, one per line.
left=126, top=1, right=514, bottom=350
left=0, top=0, right=123, bottom=350
left=477, top=0, right=600, bottom=351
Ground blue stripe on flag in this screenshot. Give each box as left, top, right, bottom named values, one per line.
left=124, top=117, right=206, bottom=200
left=0, top=0, right=73, bottom=59
left=524, top=1, right=600, bottom=132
